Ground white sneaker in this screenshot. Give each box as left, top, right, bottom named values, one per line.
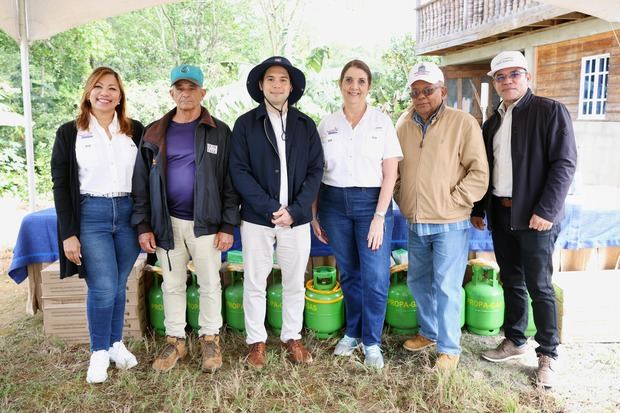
left=86, top=350, right=110, bottom=384
left=363, top=344, right=384, bottom=369
left=333, top=335, right=361, bottom=356
left=109, top=341, right=138, bottom=370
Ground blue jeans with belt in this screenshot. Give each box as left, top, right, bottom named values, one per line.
left=80, top=195, right=140, bottom=352
left=318, top=184, right=393, bottom=346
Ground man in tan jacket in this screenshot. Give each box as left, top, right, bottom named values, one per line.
left=394, top=62, right=488, bottom=371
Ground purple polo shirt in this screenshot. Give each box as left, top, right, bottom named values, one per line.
left=165, top=119, right=199, bottom=220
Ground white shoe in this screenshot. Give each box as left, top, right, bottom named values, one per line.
left=109, top=341, right=138, bottom=370
left=333, top=335, right=361, bottom=356
left=86, top=350, right=110, bottom=384
left=363, top=344, right=385, bottom=369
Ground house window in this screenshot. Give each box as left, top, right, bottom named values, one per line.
left=578, top=54, right=609, bottom=119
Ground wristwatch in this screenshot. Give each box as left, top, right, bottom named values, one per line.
left=374, top=211, right=386, bottom=220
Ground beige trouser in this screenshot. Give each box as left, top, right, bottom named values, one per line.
left=156, top=217, right=222, bottom=338
left=240, top=220, right=310, bottom=344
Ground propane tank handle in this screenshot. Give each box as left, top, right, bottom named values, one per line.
left=313, top=266, right=337, bottom=290
left=192, top=272, right=197, bottom=286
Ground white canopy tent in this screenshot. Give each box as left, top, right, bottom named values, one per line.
left=0, top=0, right=180, bottom=210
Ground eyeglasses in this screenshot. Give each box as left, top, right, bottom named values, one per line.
left=410, top=86, right=439, bottom=98
left=493, top=70, right=527, bottom=82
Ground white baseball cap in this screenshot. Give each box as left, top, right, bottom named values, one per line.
left=407, top=62, right=444, bottom=87
left=488, top=51, right=528, bottom=77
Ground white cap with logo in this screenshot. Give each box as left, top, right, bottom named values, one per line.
left=488, top=51, right=528, bottom=77
left=407, top=62, right=444, bottom=87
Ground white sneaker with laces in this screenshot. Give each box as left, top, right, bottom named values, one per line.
left=333, top=335, right=361, bottom=356
left=86, top=350, right=110, bottom=384
left=363, top=344, right=384, bottom=369
left=109, top=341, right=138, bottom=370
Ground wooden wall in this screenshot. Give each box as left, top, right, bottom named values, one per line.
left=535, top=31, right=620, bottom=121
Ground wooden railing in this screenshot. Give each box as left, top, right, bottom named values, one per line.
left=416, top=0, right=571, bottom=54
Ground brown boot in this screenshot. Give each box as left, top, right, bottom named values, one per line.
left=434, top=353, right=460, bottom=372
left=152, top=336, right=187, bottom=372
left=200, top=334, right=223, bottom=373
left=481, top=338, right=527, bottom=362
left=403, top=334, right=436, bottom=352
left=246, top=342, right=267, bottom=369
left=282, top=339, right=313, bottom=364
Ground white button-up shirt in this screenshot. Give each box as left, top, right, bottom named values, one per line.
left=267, top=111, right=289, bottom=206
left=318, top=106, right=402, bottom=188
left=492, top=96, right=523, bottom=197
left=76, top=113, right=138, bottom=195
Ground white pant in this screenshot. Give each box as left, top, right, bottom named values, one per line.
left=156, top=217, right=222, bottom=337
left=240, top=220, right=310, bottom=344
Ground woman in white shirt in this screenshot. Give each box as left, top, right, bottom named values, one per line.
left=51, top=67, right=144, bottom=383
left=312, top=60, right=403, bottom=369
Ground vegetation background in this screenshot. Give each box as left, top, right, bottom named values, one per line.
left=0, top=0, right=436, bottom=201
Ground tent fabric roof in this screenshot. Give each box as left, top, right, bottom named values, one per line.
left=0, top=0, right=181, bottom=42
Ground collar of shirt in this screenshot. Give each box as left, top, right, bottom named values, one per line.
left=89, top=112, right=120, bottom=135
left=498, top=94, right=525, bottom=118
left=412, top=102, right=445, bottom=134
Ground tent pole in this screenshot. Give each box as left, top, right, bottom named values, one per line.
left=18, top=0, right=36, bottom=211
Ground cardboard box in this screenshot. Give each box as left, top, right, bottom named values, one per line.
left=42, top=255, right=148, bottom=344
left=554, top=270, right=620, bottom=343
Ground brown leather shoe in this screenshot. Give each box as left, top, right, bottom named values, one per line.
left=481, top=338, right=527, bottom=362
left=282, top=339, right=313, bottom=364
left=200, top=334, right=223, bottom=373
left=434, top=353, right=460, bottom=372
left=246, top=342, right=267, bottom=369
left=152, top=336, right=187, bottom=372
left=403, top=334, right=436, bottom=352
left=535, top=354, right=556, bottom=389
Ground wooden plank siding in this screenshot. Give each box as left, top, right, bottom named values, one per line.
left=535, top=31, right=619, bottom=121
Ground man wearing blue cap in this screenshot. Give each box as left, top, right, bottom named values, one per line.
left=132, top=64, right=239, bottom=373
left=229, top=56, right=324, bottom=368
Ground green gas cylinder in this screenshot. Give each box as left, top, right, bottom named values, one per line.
left=148, top=265, right=165, bottom=336
left=385, top=271, right=418, bottom=335
left=267, top=268, right=283, bottom=335
left=525, top=293, right=537, bottom=337
left=225, top=271, right=245, bottom=333
left=465, top=261, right=504, bottom=336
left=186, top=269, right=200, bottom=333
left=304, top=266, right=344, bottom=339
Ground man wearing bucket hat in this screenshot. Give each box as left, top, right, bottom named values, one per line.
left=472, top=51, right=576, bottom=388
left=229, top=56, right=323, bottom=369
left=132, top=64, right=240, bottom=373
left=394, top=61, right=488, bottom=371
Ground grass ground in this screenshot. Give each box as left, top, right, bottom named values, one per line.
left=1, top=250, right=618, bottom=412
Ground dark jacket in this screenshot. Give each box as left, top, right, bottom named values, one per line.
left=229, top=103, right=324, bottom=227
left=131, top=106, right=240, bottom=251
left=51, top=119, right=144, bottom=279
left=472, top=89, right=577, bottom=229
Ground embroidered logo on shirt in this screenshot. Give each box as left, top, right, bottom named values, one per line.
left=207, top=144, right=218, bottom=154
left=327, top=127, right=338, bottom=135
left=78, top=133, right=94, bottom=139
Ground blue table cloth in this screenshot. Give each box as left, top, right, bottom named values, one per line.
left=9, top=192, right=620, bottom=284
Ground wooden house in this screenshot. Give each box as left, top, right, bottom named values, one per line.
left=415, top=0, right=620, bottom=186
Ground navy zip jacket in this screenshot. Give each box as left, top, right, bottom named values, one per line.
left=229, top=103, right=324, bottom=227
left=131, top=107, right=240, bottom=251
left=472, top=89, right=577, bottom=230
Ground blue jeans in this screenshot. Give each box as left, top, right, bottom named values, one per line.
left=407, top=226, right=469, bottom=355
left=318, top=184, right=393, bottom=346
left=80, top=195, right=140, bottom=351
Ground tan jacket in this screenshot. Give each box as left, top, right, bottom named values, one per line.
left=394, top=105, right=488, bottom=223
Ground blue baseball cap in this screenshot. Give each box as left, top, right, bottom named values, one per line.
left=170, top=64, right=204, bottom=87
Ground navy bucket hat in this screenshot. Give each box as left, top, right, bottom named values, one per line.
left=246, top=56, right=306, bottom=105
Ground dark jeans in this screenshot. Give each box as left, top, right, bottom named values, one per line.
left=80, top=195, right=140, bottom=351
left=318, top=184, right=393, bottom=346
left=491, top=198, right=560, bottom=358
